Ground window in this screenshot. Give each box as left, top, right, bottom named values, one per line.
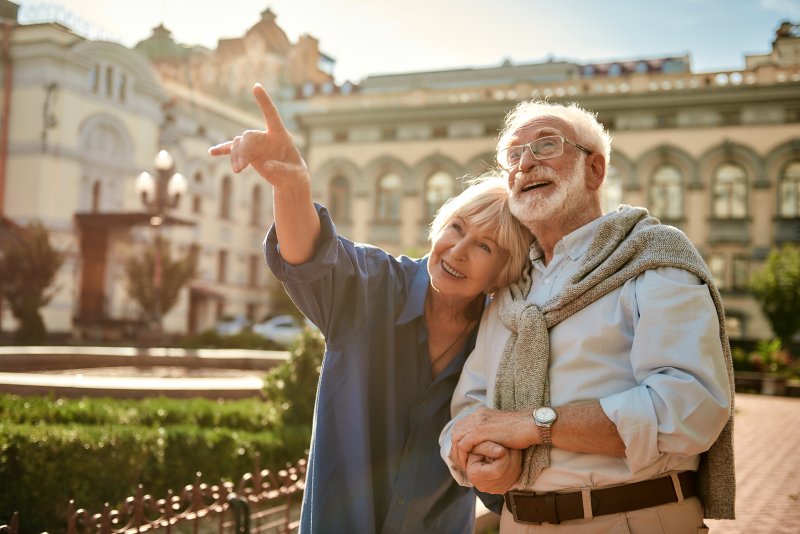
left=713, top=164, right=747, bottom=219
left=194, top=171, right=203, bottom=184
left=425, top=171, right=454, bottom=221
left=602, top=166, right=623, bottom=214
left=381, top=128, right=397, bottom=141
left=333, top=130, right=349, bottom=142
left=118, top=73, right=127, bottom=103
left=91, top=181, right=101, bottom=212
left=251, top=185, right=262, bottom=226
left=90, top=64, right=100, bottom=93
left=248, top=254, right=260, bottom=288
left=376, top=172, right=401, bottom=222
left=779, top=160, right=800, bottom=217
left=432, top=126, right=448, bottom=139
left=105, top=66, right=114, bottom=98
left=192, top=194, right=202, bottom=214
left=707, top=254, right=727, bottom=290
left=732, top=255, right=750, bottom=291
left=649, top=164, right=683, bottom=219
left=220, top=176, right=232, bottom=219
left=328, top=175, right=350, bottom=222
left=218, top=250, right=228, bottom=283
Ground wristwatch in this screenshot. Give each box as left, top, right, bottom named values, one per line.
left=533, top=406, right=558, bottom=446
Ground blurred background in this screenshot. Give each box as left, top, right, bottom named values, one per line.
left=0, top=0, right=798, bottom=344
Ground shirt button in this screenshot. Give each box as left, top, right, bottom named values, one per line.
left=397, top=497, right=405, bottom=505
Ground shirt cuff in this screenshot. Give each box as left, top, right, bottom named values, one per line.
left=264, top=203, right=339, bottom=283
left=600, top=387, right=661, bottom=473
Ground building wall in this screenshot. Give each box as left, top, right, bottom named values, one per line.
left=294, top=28, right=800, bottom=340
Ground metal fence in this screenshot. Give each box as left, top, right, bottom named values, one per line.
left=1, top=456, right=306, bottom=534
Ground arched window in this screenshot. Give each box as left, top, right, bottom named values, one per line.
left=376, top=172, right=401, bottom=222
left=601, top=166, right=623, bottom=214
left=329, top=175, right=350, bottom=222
left=91, top=180, right=101, bottom=212
left=425, top=171, right=454, bottom=221
left=220, top=176, right=232, bottom=219
left=779, top=160, right=800, bottom=217
left=649, top=164, right=683, bottom=219
left=251, top=184, right=262, bottom=226
left=713, top=163, right=747, bottom=219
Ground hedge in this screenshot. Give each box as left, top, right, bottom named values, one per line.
left=0, top=421, right=310, bottom=534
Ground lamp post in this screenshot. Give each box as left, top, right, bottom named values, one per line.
left=135, top=149, right=187, bottom=332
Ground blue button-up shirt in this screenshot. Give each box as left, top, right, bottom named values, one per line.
left=265, top=205, right=490, bottom=533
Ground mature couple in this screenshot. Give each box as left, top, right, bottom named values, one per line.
left=210, top=84, right=735, bottom=533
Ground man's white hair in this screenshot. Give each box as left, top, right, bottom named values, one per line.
left=497, top=100, right=613, bottom=170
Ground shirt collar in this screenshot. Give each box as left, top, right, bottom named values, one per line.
left=528, top=212, right=613, bottom=267
left=560, top=212, right=615, bottom=261
left=397, top=256, right=430, bottom=325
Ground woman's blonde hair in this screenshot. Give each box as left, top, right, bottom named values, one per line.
left=429, top=174, right=532, bottom=291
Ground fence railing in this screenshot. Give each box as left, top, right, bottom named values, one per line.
left=1, top=456, right=306, bottom=534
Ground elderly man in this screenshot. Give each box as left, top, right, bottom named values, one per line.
left=440, top=100, right=735, bottom=532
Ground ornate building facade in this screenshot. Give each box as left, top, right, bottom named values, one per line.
left=0, top=0, right=798, bottom=340
left=293, top=22, right=800, bottom=340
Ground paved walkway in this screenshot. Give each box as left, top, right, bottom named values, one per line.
left=705, top=393, right=800, bottom=534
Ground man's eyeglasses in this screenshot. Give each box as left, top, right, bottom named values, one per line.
left=496, top=135, right=592, bottom=171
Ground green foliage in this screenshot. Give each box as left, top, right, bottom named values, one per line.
left=0, top=394, right=310, bottom=533
left=0, top=221, right=65, bottom=343
left=263, top=326, right=325, bottom=426
left=749, top=244, right=800, bottom=343
left=0, top=394, right=282, bottom=432
left=124, top=238, right=198, bottom=324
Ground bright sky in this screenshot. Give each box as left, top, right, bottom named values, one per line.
left=17, top=0, right=800, bottom=83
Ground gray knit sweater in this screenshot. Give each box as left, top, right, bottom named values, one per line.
left=493, top=205, right=735, bottom=519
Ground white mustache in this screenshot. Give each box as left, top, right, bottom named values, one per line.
left=512, top=167, right=560, bottom=193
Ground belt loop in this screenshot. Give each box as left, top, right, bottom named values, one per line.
left=581, top=488, right=594, bottom=520
left=669, top=471, right=685, bottom=505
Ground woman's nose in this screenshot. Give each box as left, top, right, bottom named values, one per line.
left=450, top=238, right=468, bottom=260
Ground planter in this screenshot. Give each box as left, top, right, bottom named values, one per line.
left=734, top=371, right=789, bottom=396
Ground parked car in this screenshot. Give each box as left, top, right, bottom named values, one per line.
left=214, top=314, right=251, bottom=336
left=252, top=315, right=307, bottom=347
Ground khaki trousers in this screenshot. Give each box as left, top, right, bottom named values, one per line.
left=499, top=495, right=707, bottom=534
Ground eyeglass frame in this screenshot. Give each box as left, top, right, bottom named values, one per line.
left=496, top=135, right=593, bottom=171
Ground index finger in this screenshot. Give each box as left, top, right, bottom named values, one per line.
left=253, top=83, right=288, bottom=135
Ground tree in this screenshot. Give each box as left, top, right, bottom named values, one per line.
left=124, top=238, right=198, bottom=325
left=749, top=244, right=800, bottom=343
left=0, top=221, right=65, bottom=343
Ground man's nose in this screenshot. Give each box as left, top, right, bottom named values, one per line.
left=518, top=146, right=538, bottom=172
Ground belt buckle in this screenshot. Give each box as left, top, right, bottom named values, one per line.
left=507, top=491, right=560, bottom=525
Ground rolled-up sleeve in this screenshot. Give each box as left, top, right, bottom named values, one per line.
left=600, top=267, right=732, bottom=473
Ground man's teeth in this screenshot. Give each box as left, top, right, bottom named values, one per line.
left=522, top=181, right=549, bottom=192
left=442, top=261, right=465, bottom=278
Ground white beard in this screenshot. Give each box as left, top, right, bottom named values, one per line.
left=509, top=156, right=586, bottom=228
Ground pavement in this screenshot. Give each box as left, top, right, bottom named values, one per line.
left=704, top=393, right=800, bottom=534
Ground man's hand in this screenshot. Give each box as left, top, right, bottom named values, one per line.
left=466, top=441, right=522, bottom=494
left=450, top=407, right=537, bottom=472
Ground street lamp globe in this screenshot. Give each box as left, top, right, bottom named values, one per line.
left=154, top=149, right=175, bottom=172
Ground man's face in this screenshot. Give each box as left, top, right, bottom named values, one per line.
left=502, top=117, right=589, bottom=226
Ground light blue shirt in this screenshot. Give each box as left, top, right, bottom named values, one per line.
left=265, top=205, right=494, bottom=533
left=442, top=212, right=731, bottom=491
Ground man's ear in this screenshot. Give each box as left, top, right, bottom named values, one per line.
left=585, top=153, right=606, bottom=191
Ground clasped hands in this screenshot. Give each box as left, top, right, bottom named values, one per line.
left=449, top=407, right=537, bottom=494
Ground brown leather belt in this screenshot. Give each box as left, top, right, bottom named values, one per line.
left=504, top=471, right=696, bottom=525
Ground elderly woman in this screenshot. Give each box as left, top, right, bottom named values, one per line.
left=210, top=84, right=532, bottom=533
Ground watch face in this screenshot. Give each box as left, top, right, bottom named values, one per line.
left=534, top=406, right=557, bottom=424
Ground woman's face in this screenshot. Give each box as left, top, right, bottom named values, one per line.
left=428, top=216, right=509, bottom=299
